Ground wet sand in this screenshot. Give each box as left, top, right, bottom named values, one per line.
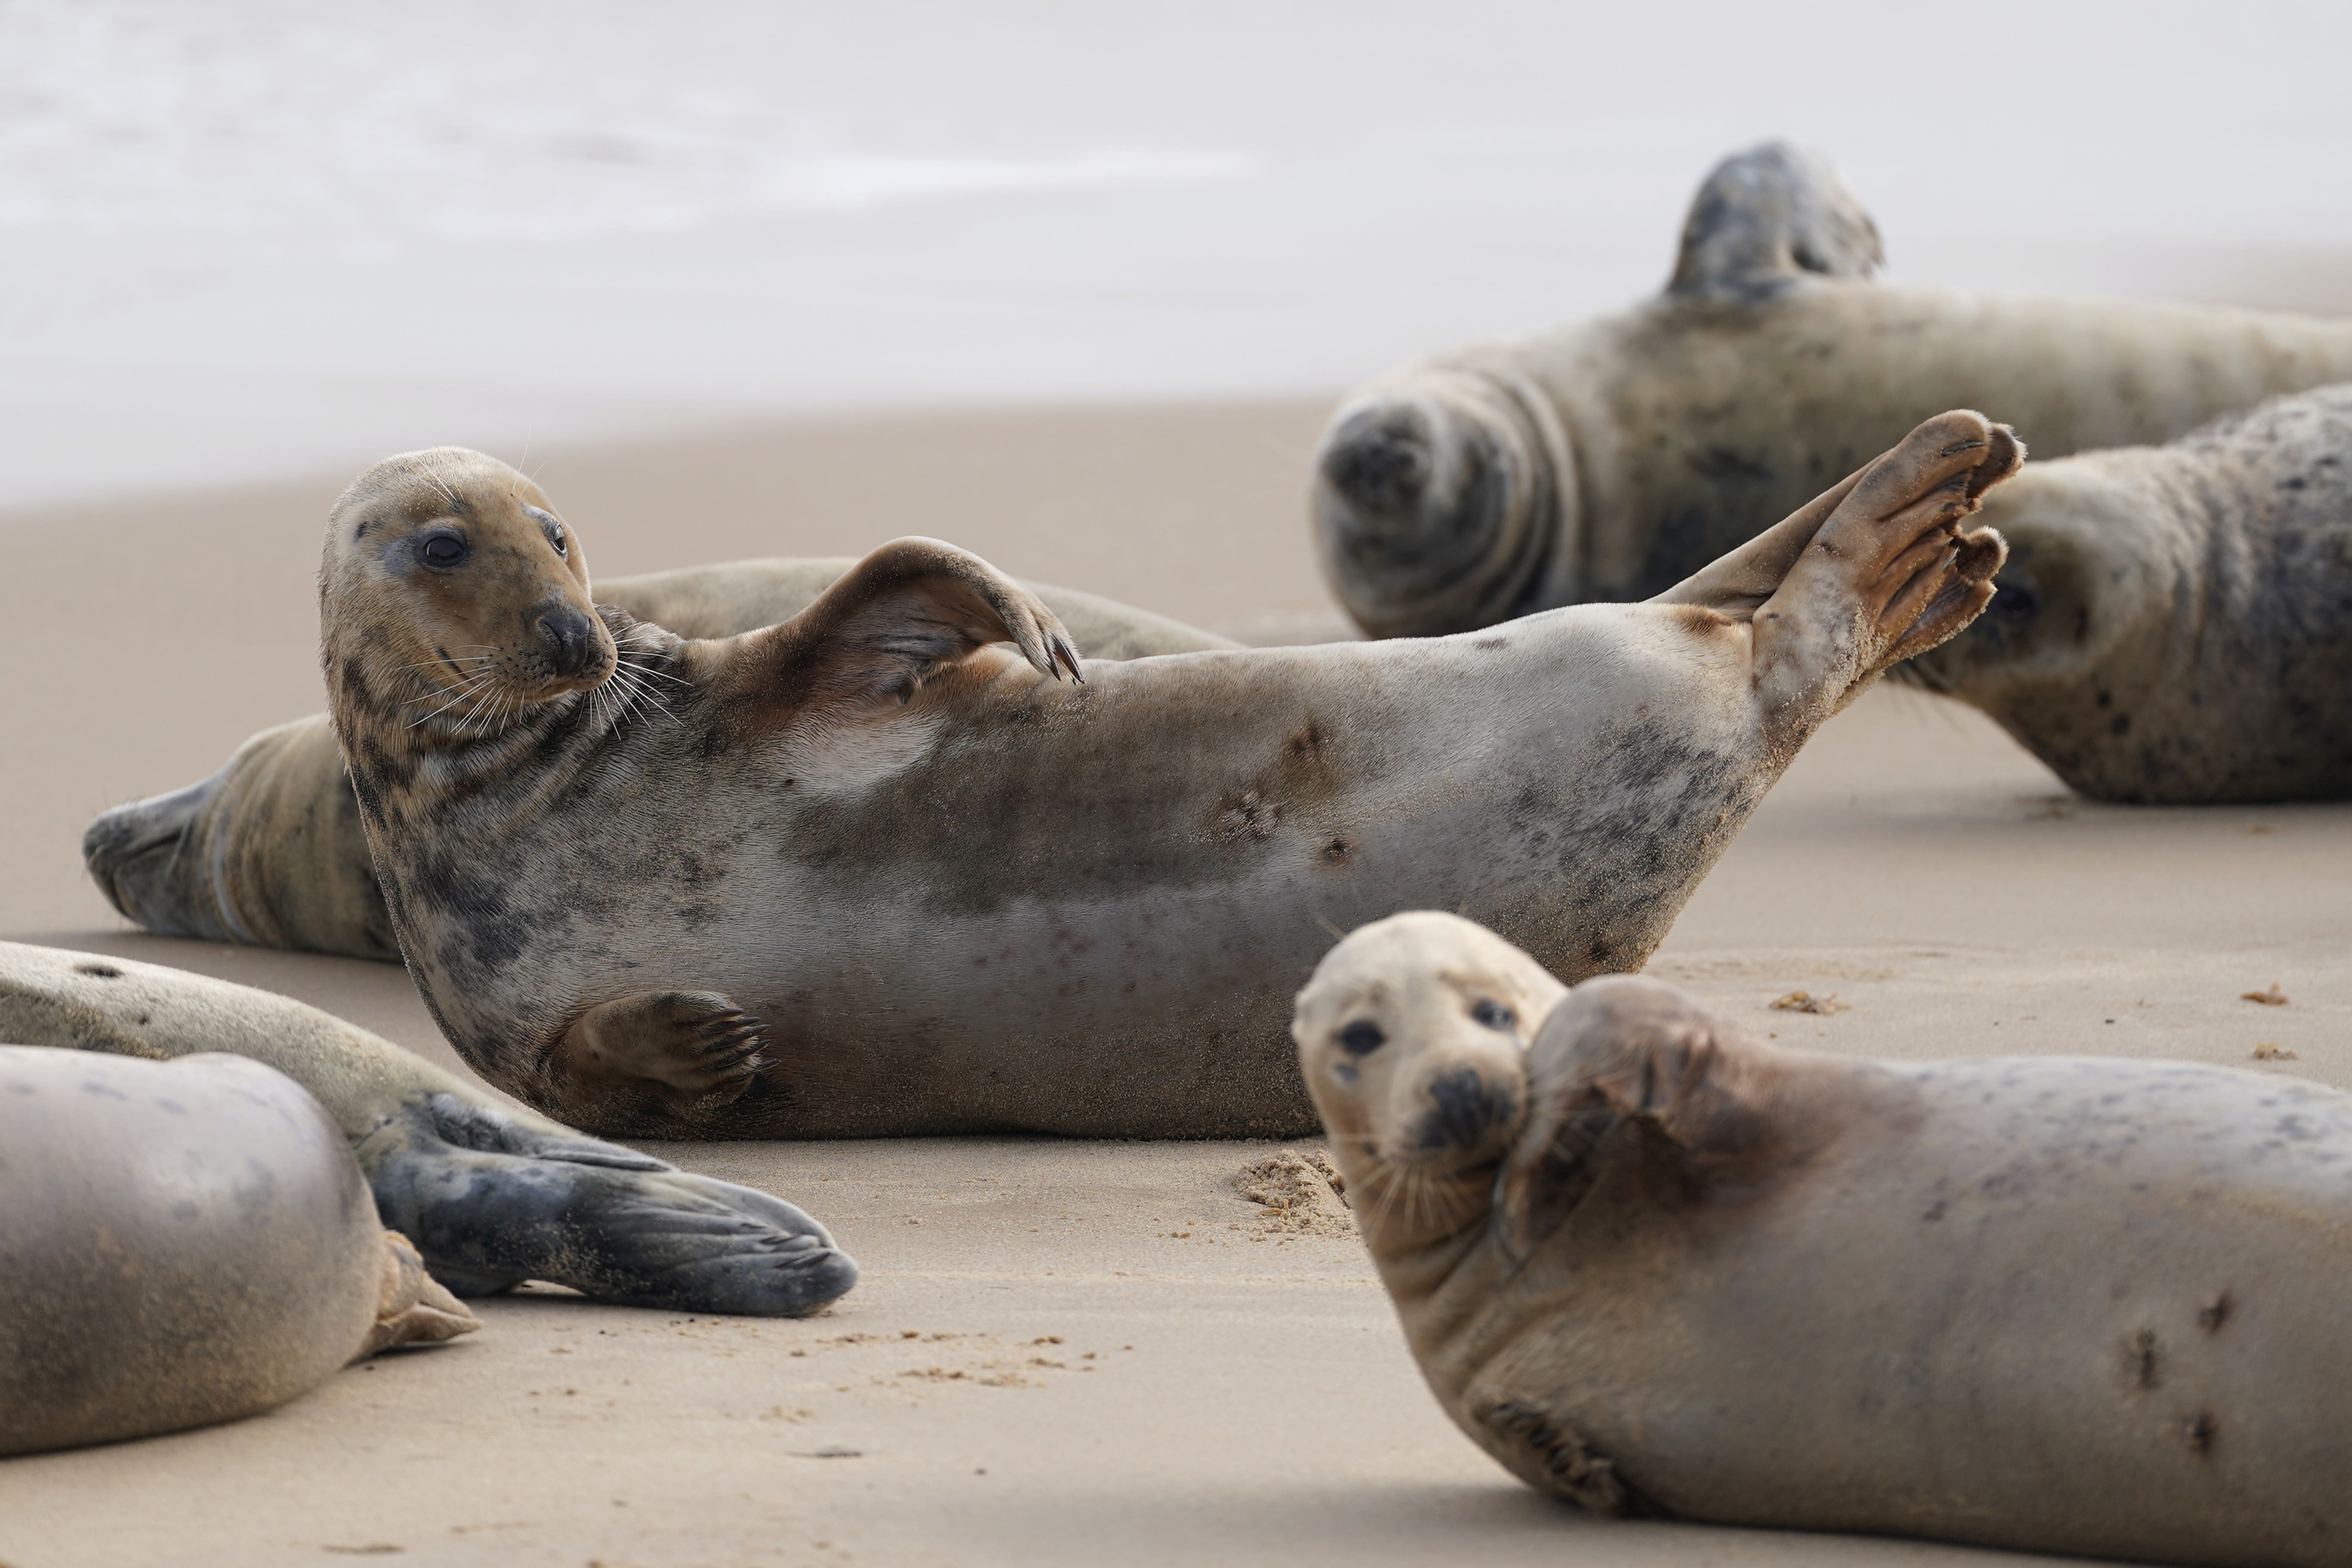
left=2, top=399, right=2345, bottom=1567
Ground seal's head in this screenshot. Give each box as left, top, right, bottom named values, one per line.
left=320, top=448, right=614, bottom=739
left=1311, top=369, right=1577, bottom=639
left=1293, top=912, right=1567, bottom=1245
left=1899, top=456, right=2166, bottom=791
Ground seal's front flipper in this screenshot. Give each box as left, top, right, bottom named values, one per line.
left=554, top=990, right=769, bottom=1116
left=710, top=535, right=1082, bottom=725
left=1666, top=142, right=1883, bottom=302
left=359, top=1093, right=858, bottom=1317
left=1497, top=976, right=1793, bottom=1256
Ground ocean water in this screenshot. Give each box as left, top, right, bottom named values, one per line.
left=2, top=0, right=2348, bottom=508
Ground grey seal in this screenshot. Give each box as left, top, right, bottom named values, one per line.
left=1314, top=140, right=2352, bottom=637
left=319, top=412, right=2009, bottom=1139
left=1907, top=381, right=2352, bottom=801
left=0, top=942, right=858, bottom=1316
left=84, top=558, right=1235, bottom=962
left=0, top=1044, right=475, bottom=1456
left=1293, top=911, right=2352, bottom=1567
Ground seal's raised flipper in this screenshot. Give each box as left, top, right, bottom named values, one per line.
left=360, top=1093, right=855, bottom=1316
left=1497, top=975, right=1806, bottom=1256
left=550, top=990, right=770, bottom=1117
left=1657, top=410, right=2014, bottom=736
left=1665, top=141, right=1883, bottom=302
left=0, top=943, right=857, bottom=1318
left=712, top=536, right=1082, bottom=722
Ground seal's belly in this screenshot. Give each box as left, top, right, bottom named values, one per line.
left=1484, top=1057, right=2352, bottom=1563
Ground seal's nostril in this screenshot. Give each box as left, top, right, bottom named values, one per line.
left=535, top=607, right=602, bottom=677
left=1322, top=408, right=1434, bottom=516
left=1423, top=1068, right=1516, bottom=1151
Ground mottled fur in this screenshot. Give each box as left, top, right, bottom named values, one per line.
left=86, top=559, right=1235, bottom=961
left=323, top=420, right=2009, bottom=1139
left=1296, top=913, right=2352, bottom=1566
left=1315, top=140, right=2352, bottom=636
left=1909, top=382, right=2352, bottom=801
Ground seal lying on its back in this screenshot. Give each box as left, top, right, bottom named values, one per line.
left=1294, top=912, right=2352, bottom=1567
left=1907, top=382, right=2352, bottom=802
left=1315, top=141, right=2352, bottom=637
left=323, top=412, right=2012, bottom=1139
left=0, top=942, right=858, bottom=1316
left=84, top=559, right=1235, bottom=961
left=0, top=1044, right=475, bottom=1455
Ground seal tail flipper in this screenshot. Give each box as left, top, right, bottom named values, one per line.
left=354, top=1230, right=480, bottom=1358
left=359, top=1093, right=858, bottom=1318
left=1653, top=411, right=2016, bottom=736
left=1665, top=141, right=1883, bottom=302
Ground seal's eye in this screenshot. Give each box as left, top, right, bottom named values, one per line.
left=420, top=532, right=470, bottom=569
left=1470, top=999, right=1515, bottom=1031
left=547, top=522, right=567, bottom=558
left=1989, top=582, right=2038, bottom=623
left=1337, top=1021, right=1385, bottom=1057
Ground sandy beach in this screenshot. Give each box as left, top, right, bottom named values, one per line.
left=7, top=3, right=2352, bottom=1560
left=3, top=394, right=2346, bottom=1568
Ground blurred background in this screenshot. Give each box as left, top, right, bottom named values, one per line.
left=5, top=0, right=2350, bottom=511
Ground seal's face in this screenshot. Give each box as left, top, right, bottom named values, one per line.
left=1312, top=370, right=1569, bottom=639
left=321, top=448, right=617, bottom=734
left=1293, top=913, right=1567, bottom=1199
left=1901, top=463, right=2140, bottom=710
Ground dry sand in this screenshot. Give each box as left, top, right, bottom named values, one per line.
left=3, top=399, right=2345, bottom=1567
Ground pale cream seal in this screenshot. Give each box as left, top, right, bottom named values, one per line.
left=1294, top=911, right=2352, bottom=1565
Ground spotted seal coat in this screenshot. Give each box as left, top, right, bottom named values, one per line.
left=320, top=412, right=2010, bottom=1139
left=1293, top=911, right=2352, bottom=1566
left=1314, top=141, right=2352, bottom=638
left=1906, top=382, right=2352, bottom=802
left=84, top=559, right=1236, bottom=962
left=0, top=942, right=858, bottom=1317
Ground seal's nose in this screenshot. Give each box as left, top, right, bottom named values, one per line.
left=1320, top=404, right=1434, bottom=523
left=1419, top=1068, right=1519, bottom=1154
left=534, top=605, right=604, bottom=677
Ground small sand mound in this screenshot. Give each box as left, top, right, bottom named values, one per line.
left=1234, top=1150, right=1356, bottom=1238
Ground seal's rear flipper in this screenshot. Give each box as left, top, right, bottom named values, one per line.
left=356, top=1230, right=480, bottom=1358
left=359, top=1093, right=858, bottom=1317
left=1666, top=142, right=1883, bottom=302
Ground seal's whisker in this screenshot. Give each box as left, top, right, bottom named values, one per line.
left=404, top=673, right=499, bottom=710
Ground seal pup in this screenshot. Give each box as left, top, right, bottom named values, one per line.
left=324, top=414, right=2010, bottom=1139
left=85, top=559, right=1236, bottom=961
left=1907, top=382, right=2352, bottom=802
left=1315, top=140, right=2352, bottom=637
left=0, top=942, right=858, bottom=1316
left=0, top=1045, right=475, bottom=1456
left=1293, top=911, right=2352, bottom=1567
